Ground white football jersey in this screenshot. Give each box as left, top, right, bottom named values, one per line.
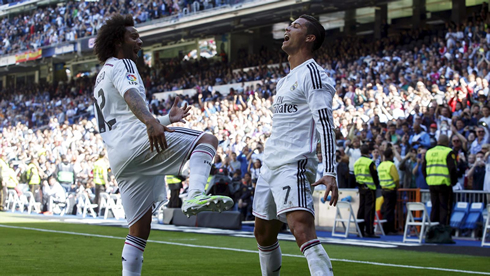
left=93, top=57, right=148, bottom=177
left=263, top=59, right=337, bottom=177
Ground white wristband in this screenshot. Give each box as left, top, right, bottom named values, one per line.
left=157, top=115, right=171, bottom=126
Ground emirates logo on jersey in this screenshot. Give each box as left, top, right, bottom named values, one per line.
left=273, top=96, right=298, bottom=114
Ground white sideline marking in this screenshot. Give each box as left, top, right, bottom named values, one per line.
left=0, top=224, right=489, bottom=275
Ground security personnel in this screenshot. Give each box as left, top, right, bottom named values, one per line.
left=27, top=157, right=43, bottom=203
left=54, top=155, right=76, bottom=192
left=354, top=144, right=380, bottom=238
left=0, top=155, right=7, bottom=211
left=377, top=148, right=399, bottom=234
left=93, top=152, right=108, bottom=213
left=165, top=175, right=184, bottom=208
left=4, top=161, right=19, bottom=190
left=422, top=134, right=457, bottom=225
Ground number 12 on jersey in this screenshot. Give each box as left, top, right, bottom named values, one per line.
left=95, top=88, right=116, bottom=133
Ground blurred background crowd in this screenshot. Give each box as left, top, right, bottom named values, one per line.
left=2, top=4, right=490, bottom=220
left=0, top=0, right=240, bottom=55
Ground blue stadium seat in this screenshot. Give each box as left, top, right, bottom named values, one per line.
left=450, top=202, right=469, bottom=236
left=426, top=201, right=432, bottom=217
left=463, top=203, right=485, bottom=238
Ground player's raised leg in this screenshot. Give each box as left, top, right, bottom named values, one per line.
left=182, top=134, right=234, bottom=217
left=254, top=217, right=284, bottom=276
left=287, top=211, right=333, bottom=276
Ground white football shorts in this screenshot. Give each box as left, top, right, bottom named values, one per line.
left=116, top=127, right=204, bottom=226
left=252, top=158, right=317, bottom=223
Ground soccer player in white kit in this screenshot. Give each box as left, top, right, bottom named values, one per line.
left=252, top=15, right=338, bottom=276
left=92, top=15, right=233, bottom=276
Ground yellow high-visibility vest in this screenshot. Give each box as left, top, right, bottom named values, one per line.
left=425, top=145, right=453, bottom=186
left=5, top=168, right=18, bottom=188
left=93, top=159, right=107, bottom=185
left=354, top=156, right=376, bottom=190
left=378, top=161, right=396, bottom=189
left=27, top=163, right=41, bottom=185
left=165, top=175, right=182, bottom=185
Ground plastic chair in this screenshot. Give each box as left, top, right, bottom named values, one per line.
left=9, top=190, right=24, bottom=212
left=110, top=194, right=125, bottom=220
left=98, top=192, right=109, bottom=217
left=332, top=201, right=364, bottom=238
left=450, top=202, right=470, bottom=236
left=482, top=204, right=490, bottom=247
left=374, top=211, right=387, bottom=236
left=77, top=193, right=98, bottom=218
left=426, top=201, right=432, bottom=217
left=24, top=191, right=41, bottom=214
left=415, top=201, right=432, bottom=222
left=103, top=194, right=118, bottom=220
left=6, top=189, right=18, bottom=210
left=403, top=202, right=439, bottom=243
left=49, top=197, right=67, bottom=216
left=463, top=203, right=484, bottom=238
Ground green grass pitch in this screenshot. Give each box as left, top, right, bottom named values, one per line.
left=0, top=218, right=489, bottom=275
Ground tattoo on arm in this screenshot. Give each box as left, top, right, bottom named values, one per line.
left=124, top=88, right=155, bottom=125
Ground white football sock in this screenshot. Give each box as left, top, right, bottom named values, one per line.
left=301, top=239, right=333, bottom=276
left=122, top=234, right=146, bottom=276
left=258, top=241, right=282, bottom=276
left=187, top=143, right=216, bottom=198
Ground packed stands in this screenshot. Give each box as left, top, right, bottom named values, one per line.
left=0, top=0, right=246, bottom=55
left=1, top=4, right=490, bottom=225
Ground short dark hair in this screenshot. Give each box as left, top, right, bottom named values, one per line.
left=299, top=15, right=325, bottom=52
left=384, top=148, right=394, bottom=159
left=360, top=144, right=370, bottom=155
left=94, top=14, right=135, bottom=63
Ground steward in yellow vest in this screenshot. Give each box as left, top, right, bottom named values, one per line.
left=422, top=135, right=457, bottom=226
left=378, top=148, right=399, bottom=234
left=26, top=157, right=43, bottom=204
left=93, top=152, right=109, bottom=214
left=165, top=175, right=185, bottom=208
left=0, top=157, right=7, bottom=211
left=353, top=144, right=380, bottom=238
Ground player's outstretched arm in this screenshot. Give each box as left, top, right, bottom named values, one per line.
left=124, top=88, right=174, bottom=153
left=312, top=175, right=338, bottom=206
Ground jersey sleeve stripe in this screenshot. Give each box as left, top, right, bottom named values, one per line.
left=317, top=109, right=329, bottom=174
left=319, top=108, right=335, bottom=174
left=122, top=59, right=134, bottom=73
left=313, top=65, right=322, bottom=89
left=323, top=109, right=335, bottom=173
left=126, top=59, right=135, bottom=73
left=306, top=64, right=318, bottom=89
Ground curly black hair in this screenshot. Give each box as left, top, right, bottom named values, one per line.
left=94, top=14, right=135, bottom=64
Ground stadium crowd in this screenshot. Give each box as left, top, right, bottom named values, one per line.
left=0, top=0, right=242, bottom=55
left=2, top=8, right=490, bottom=219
